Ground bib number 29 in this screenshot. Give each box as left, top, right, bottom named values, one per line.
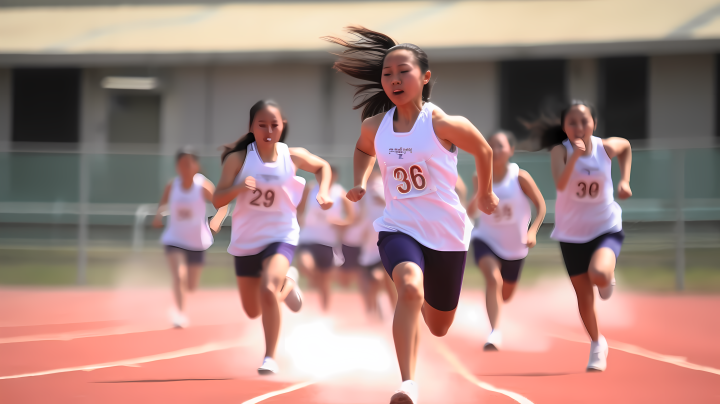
left=393, top=165, right=427, bottom=194
left=250, top=188, right=275, bottom=208
left=576, top=181, right=599, bottom=199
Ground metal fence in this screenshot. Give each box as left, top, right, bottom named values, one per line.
left=1, top=142, right=718, bottom=289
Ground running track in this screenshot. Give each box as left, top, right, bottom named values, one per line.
left=1, top=281, right=719, bottom=403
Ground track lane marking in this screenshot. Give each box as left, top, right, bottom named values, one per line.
left=434, top=340, right=535, bottom=404
left=549, top=333, right=720, bottom=376
left=240, top=380, right=318, bottom=404
left=0, top=338, right=248, bottom=380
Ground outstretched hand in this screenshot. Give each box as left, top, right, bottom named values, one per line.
left=346, top=186, right=366, bottom=202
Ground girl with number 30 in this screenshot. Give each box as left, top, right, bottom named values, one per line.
left=325, top=27, right=498, bottom=404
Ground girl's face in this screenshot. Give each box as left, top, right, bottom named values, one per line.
left=251, top=105, right=285, bottom=144
left=381, top=49, right=431, bottom=106
left=176, top=154, right=199, bottom=179
left=562, top=105, right=596, bottom=141
left=489, top=133, right=514, bottom=165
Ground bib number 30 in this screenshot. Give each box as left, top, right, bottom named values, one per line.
left=393, top=165, right=427, bottom=194
left=576, top=181, right=599, bottom=199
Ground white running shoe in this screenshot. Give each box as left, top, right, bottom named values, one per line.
left=258, top=356, right=279, bottom=375
left=484, top=329, right=502, bottom=351
left=587, top=335, right=609, bottom=372
left=391, top=380, right=418, bottom=404
left=283, top=266, right=303, bottom=313
left=170, top=310, right=189, bottom=329
left=598, top=278, right=615, bottom=300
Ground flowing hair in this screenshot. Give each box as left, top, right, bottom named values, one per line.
left=221, top=100, right=288, bottom=163
left=323, top=26, right=432, bottom=121
left=524, top=100, right=597, bottom=150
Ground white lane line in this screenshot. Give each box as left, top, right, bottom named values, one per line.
left=0, top=325, right=168, bottom=344
left=241, top=380, right=318, bottom=404
left=434, top=340, right=535, bottom=404
left=549, top=333, right=720, bottom=376
left=0, top=338, right=247, bottom=380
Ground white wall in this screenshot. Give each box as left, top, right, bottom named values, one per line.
left=649, top=55, right=715, bottom=146
left=161, top=67, right=209, bottom=154
left=79, top=68, right=109, bottom=150
left=429, top=62, right=498, bottom=136
left=0, top=68, right=10, bottom=148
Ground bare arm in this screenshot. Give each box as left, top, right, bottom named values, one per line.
left=550, top=139, right=588, bottom=191
left=347, top=114, right=383, bottom=202
left=290, top=147, right=333, bottom=210
left=201, top=178, right=229, bottom=234
left=518, top=169, right=546, bottom=248
left=433, top=112, right=498, bottom=215
left=603, top=137, right=633, bottom=200
left=296, top=181, right=313, bottom=222
left=213, top=151, right=254, bottom=209
left=455, top=175, right=468, bottom=208
left=465, top=173, right=480, bottom=218
left=152, top=181, right=172, bottom=228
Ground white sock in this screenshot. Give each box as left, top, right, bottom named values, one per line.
left=397, top=380, right=418, bottom=403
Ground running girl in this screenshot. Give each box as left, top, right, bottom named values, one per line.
left=296, top=166, right=354, bottom=311
left=325, top=26, right=498, bottom=404
left=466, top=131, right=546, bottom=351
left=536, top=100, right=632, bottom=372
left=153, top=146, right=228, bottom=328
left=212, top=100, right=333, bottom=375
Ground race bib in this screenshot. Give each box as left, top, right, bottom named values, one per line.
left=177, top=207, right=193, bottom=220
left=386, top=160, right=437, bottom=200
left=489, top=203, right=514, bottom=226
left=571, top=173, right=604, bottom=203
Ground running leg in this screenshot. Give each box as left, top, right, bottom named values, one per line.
left=570, top=273, right=599, bottom=341
left=166, top=250, right=187, bottom=312
left=478, top=255, right=503, bottom=330
left=237, top=277, right=262, bottom=319
left=187, top=264, right=202, bottom=293
left=259, top=253, right=293, bottom=359
left=392, top=262, right=424, bottom=382
left=588, top=247, right=616, bottom=288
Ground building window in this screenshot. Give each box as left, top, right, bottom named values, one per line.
left=500, top=60, right=566, bottom=140
left=12, top=68, right=81, bottom=143
left=598, top=57, right=648, bottom=140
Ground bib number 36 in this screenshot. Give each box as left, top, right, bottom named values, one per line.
left=393, top=165, right=427, bottom=194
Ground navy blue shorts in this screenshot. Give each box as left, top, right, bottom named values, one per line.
left=297, top=243, right=334, bottom=272
left=165, top=245, right=205, bottom=265
left=560, top=230, right=625, bottom=277
left=234, top=242, right=296, bottom=278
left=378, top=231, right=466, bottom=312
left=341, top=245, right=362, bottom=270
left=472, top=239, right=525, bottom=283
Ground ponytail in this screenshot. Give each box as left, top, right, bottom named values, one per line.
left=221, top=100, right=288, bottom=163
left=323, top=26, right=432, bottom=121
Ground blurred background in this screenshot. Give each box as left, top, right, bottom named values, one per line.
left=0, top=0, right=718, bottom=292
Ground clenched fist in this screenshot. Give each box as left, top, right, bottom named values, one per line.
left=477, top=192, right=499, bottom=215
left=346, top=186, right=366, bottom=202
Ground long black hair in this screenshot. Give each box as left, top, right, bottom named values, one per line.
left=323, top=26, right=432, bottom=121
left=221, top=100, right=288, bottom=163
left=524, top=100, right=597, bottom=150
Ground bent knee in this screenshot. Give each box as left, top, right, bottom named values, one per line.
left=427, top=322, right=451, bottom=337
left=398, top=282, right=424, bottom=303
left=259, top=285, right=280, bottom=305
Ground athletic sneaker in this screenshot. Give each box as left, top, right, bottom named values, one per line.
left=390, top=380, right=418, bottom=404
left=170, top=310, right=189, bottom=329
left=258, top=356, right=279, bottom=375
left=484, top=329, right=502, bottom=351
left=587, top=335, right=609, bottom=372
left=283, top=266, right=303, bottom=313
left=598, top=278, right=615, bottom=300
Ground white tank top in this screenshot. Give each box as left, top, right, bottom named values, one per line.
left=358, top=176, right=385, bottom=266
left=299, top=183, right=345, bottom=247
left=551, top=136, right=622, bottom=243
left=161, top=173, right=214, bottom=251
left=373, top=102, right=473, bottom=251
left=342, top=200, right=365, bottom=247
left=228, top=142, right=306, bottom=256
left=471, top=163, right=531, bottom=260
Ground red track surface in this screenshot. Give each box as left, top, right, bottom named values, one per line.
left=1, top=283, right=719, bottom=403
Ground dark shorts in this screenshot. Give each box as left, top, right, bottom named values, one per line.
left=341, top=245, right=362, bottom=270
left=472, top=239, right=525, bottom=283
left=378, top=231, right=466, bottom=312
left=234, top=242, right=297, bottom=278
left=559, top=230, right=625, bottom=277
left=165, top=245, right=205, bottom=265
left=297, top=243, right=334, bottom=272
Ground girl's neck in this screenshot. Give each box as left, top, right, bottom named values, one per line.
left=393, top=99, right=424, bottom=131
left=256, top=141, right=279, bottom=163
left=180, top=175, right=194, bottom=190
left=493, top=161, right=509, bottom=183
